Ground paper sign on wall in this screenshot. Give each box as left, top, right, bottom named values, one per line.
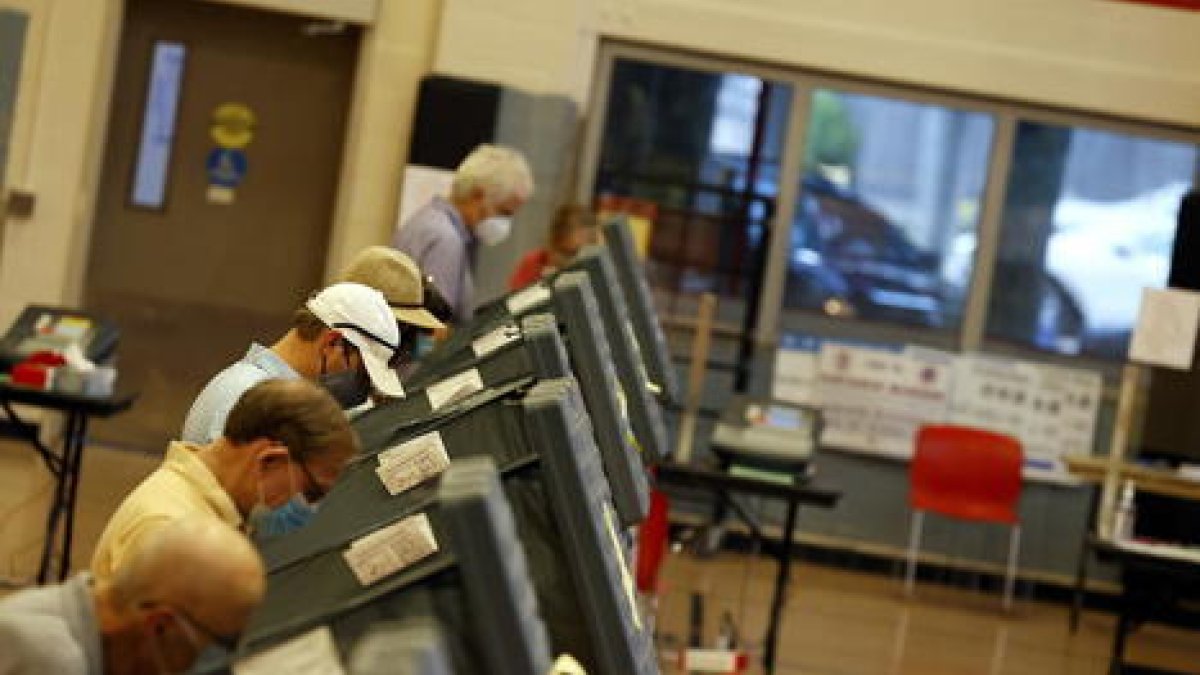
left=396, top=165, right=454, bottom=228
left=1128, top=287, right=1200, bottom=370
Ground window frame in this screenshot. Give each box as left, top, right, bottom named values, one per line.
left=578, top=40, right=1200, bottom=376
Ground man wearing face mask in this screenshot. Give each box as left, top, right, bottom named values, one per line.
left=182, top=281, right=404, bottom=446
left=338, top=246, right=446, bottom=368
left=393, top=144, right=535, bottom=322
left=1, top=518, right=264, bottom=675
left=92, top=379, right=360, bottom=582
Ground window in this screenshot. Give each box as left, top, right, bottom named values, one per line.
left=981, top=122, right=1198, bottom=359
left=782, top=89, right=994, bottom=333
left=594, top=59, right=791, bottom=326
left=130, top=41, right=187, bottom=209
left=584, top=45, right=1200, bottom=368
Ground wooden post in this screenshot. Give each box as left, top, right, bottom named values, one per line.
left=675, top=293, right=717, bottom=463
left=1099, top=363, right=1144, bottom=539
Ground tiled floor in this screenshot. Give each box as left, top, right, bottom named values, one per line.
left=0, top=438, right=159, bottom=585
left=653, top=553, right=1200, bottom=674
left=2, top=438, right=1199, bottom=673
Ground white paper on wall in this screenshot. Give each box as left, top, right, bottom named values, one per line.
left=1128, top=287, right=1200, bottom=371
left=396, top=165, right=454, bottom=230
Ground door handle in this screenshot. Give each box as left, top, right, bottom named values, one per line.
left=2, top=187, right=35, bottom=218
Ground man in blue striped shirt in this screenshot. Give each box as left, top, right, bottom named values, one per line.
left=393, top=145, right=534, bottom=322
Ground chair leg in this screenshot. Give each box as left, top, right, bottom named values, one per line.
left=904, top=510, right=925, bottom=598
left=1003, top=524, right=1022, bottom=611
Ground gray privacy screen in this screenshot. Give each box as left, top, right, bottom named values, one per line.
left=405, top=285, right=649, bottom=527
left=420, top=245, right=669, bottom=461
left=249, top=379, right=657, bottom=675
left=600, top=216, right=681, bottom=406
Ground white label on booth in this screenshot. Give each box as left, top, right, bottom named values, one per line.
left=425, top=368, right=484, bottom=410
left=233, top=625, right=345, bottom=675
left=376, top=432, right=450, bottom=496
left=472, top=323, right=521, bottom=357
left=343, top=514, right=438, bottom=586
left=506, top=283, right=552, bottom=314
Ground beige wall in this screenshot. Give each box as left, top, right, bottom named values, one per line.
left=434, top=0, right=1200, bottom=127
left=0, top=0, right=122, bottom=329
left=322, top=0, right=443, bottom=279
left=2, top=0, right=1199, bottom=334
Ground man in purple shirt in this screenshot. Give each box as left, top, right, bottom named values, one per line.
left=393, top=145, right=534, bottom=322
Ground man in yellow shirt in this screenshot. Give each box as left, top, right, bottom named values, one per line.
left=92, top=378, right=359, bottom=582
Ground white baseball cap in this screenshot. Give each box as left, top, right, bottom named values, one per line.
left=306, top=282, right=405, bottom=398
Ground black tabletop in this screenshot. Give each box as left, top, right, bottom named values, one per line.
left=655, top=461, right=841, bottom=508
left=0, top=382, right=136, bottom=417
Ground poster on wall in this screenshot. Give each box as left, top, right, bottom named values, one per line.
left=396, top=164, right=455, bottom=230
left=772, top=336, right=1104, bottom=473
left=949, top=356, right=1102, bottom=470
left=816, top=343, right=953, bottom=457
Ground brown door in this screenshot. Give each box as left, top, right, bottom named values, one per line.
left=86, top=0, right=360, bottom=450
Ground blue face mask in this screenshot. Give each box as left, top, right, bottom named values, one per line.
left=414, top=333, right=436, bottom=360
left=249, top=496, right=317, bottom=540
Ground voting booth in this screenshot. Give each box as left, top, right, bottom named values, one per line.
left=217, top=218, right=672, bottom=674
left=241, top=378, right=655, bottom=674
left=406, top=278, right=649, bottom=526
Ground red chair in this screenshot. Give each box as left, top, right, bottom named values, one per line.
left=904, top=424, right=1024, bottom=609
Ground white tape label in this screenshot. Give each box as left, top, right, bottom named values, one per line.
left=343, top=514, right=438, bottom=586
left=425, top=368, right=484, bottom=410
left=375, top=432, right=451, bottom=496
left=505, top=283, right=552, bottom=314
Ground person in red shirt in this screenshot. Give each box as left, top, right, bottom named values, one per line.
left=508, top=205, right=599, bottom=290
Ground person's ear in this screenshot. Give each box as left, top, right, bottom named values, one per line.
left=250, top=440, right=290, bottom=474
left=137, top=604, right=172, bottom=636
left=320, top=329, right=343, bottom=351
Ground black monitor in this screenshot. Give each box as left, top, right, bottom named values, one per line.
left=250, top=379, right=656, bottom=675
left=601, top=216, right=681, bottom=405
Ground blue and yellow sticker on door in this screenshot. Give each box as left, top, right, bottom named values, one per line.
left=206, top=102, right=255, bottom=204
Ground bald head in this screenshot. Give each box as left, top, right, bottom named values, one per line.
left=110, top=518, right=265, bottom=636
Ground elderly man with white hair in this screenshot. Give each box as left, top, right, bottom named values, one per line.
left=0, top=517, right=264, bottom=675
left=393, top=144, right=535, bottom=322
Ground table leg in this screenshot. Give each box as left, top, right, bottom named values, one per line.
left=1072, top=486, right=1101, bottom=633
left=59, top=413, right=88, bottom=580
left=763, top=499, right=799, bottom=675
left=2, top=399, right=60, bottom=474
left=36, top=413, right=74, bottom=583
left=1110, top=592, right=1130, bottom=675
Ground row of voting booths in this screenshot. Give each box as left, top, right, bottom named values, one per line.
left=211, top=219, right=681, bottom=674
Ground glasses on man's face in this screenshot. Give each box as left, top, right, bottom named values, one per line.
left=142, top=601, right=240, bottom=652
left=292, top=456, right=330, bottom=503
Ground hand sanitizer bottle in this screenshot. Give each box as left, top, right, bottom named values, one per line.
left=1113, top=480, right=1136, bottom=542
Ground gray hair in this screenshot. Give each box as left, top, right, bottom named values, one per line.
left=450, top=144, right=534, bottom=204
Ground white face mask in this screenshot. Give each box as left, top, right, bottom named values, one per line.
left=476, top=215, right=513, bottom=246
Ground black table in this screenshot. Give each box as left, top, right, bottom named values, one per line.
left=0, top=383, right=135, bottom=582
left=655, top=461, right=841, bottom=675
left=1092, top=538, right=1200, bottom=674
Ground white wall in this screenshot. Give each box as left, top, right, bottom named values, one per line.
left=434, top=0, right=1200, bottom=128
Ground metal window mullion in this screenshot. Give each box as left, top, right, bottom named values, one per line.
left=575, top=43, right=617, bottom=204
left=960, top=111, right=1018, bottom=352
left=753, top=83, right=812, bottom=344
